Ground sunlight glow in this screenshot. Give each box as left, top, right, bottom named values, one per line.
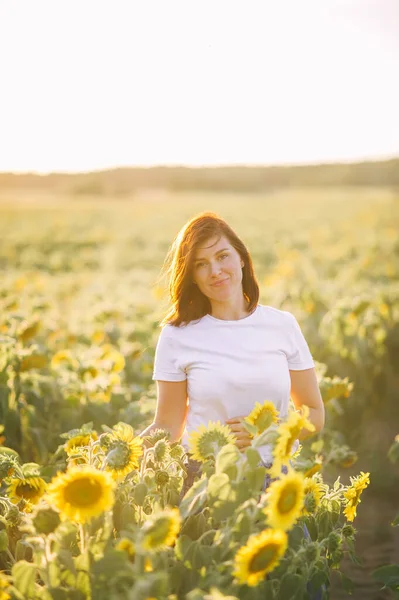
left=0, top=0, right=398, bottom=173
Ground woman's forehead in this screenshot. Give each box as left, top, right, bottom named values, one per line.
left=194, top=235, right=231, bottom=257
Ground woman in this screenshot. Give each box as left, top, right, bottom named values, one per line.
left=139, top=212, right=325, bottom=594
left=141, top=211, right=324, bottom=457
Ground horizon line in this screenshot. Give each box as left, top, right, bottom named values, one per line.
left=1, top=153, right=398, bottom=177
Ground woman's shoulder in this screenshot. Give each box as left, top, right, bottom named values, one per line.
left=159, top=317, right=205, bottom=337
left=257, top=304, right=295, bottom=324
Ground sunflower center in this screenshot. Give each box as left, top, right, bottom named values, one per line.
left=249, top=544, right=278, bottom=572
left=16, top=483, right=40, bottom=499
left=64, top=477, right=103, bottom=506
left=277, top=484, right=298, bottom=514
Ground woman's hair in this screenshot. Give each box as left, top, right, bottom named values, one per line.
left=160, top=212, right=259, bottom=326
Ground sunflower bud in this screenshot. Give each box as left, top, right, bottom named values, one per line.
left=154, top=440, right=168, bottom=462
left=330, top=548, right=344, bottom=567
left=143, top=499, right=153, bottom=515
left=169, top=444, right=185, bottom=460
left=327, top=532, right=342, bottom=554
left=32, top=505, right=61, bottom=535
left=304, top=493, right=317, bottom=514
left=155, top=470, right=170, bottom=487
left=341, top=524, right=356, bottom=538
left=6, top=506, right=21, bottom=527
left=305, top=542, right=319, bottom=563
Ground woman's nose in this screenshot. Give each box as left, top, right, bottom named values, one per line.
left=210, top=261, right=222, bottom=275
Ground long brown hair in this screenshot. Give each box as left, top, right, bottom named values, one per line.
left=160, top=212, right=259, bottom=326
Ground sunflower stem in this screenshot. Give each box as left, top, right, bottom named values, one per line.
left=196, top=529, right=217, bottom=545
left=6, top=547, right=15, bottom=565
left=79, top=523, right=86, bottom=554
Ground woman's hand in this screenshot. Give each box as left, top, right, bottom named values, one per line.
left=225, top=416, right=253, bottom=453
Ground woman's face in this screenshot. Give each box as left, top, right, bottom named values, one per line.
left=192, top=235, right=244, bottom=303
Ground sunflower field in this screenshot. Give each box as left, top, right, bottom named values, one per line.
left=0, top=186, right=398, bottom=599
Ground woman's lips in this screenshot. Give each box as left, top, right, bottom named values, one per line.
left=211, top=278, right=229, bottom=287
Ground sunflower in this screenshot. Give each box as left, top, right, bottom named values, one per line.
left=46, top=465, right=116, bottom=524
left=116, top=537, right=136, bottom=559
left=232, top=529, right=288, bottom=587
left=263, top=469, right=306, bottom=531
left=103, top=423, right=144, bottom=482
left=304, top=455, right=323, bottom=478
left=65, top=432, right=98, bottom=457
left=343, top=471, right=370, bottom=522
left=270, top=407, right=315, bottom=478
left=7, top=476, right=47, bottom=506
left=188, top=421, right=236, bottom=463
left=244, top=401, right=278, bottom=435
left=141, top=507, right=182, bottom=553
left=302, top=477, right=323, bottom=516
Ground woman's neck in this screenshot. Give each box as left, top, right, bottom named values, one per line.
left=209, top=296, right=251, bottom=321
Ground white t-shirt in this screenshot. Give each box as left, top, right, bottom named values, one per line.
left=152, top=304, right=315, bottom=464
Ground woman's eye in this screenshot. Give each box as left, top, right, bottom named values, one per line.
left=219, top=254, right=228, bottom=260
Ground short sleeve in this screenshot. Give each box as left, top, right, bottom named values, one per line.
left=285, top=312, right=315, bottom=370
left=152, top=325, right=187, bottom=382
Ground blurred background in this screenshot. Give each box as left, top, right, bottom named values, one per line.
left=0, top=1, right=398, bottom=598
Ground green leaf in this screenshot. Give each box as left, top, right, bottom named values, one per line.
left=56, top=549, right=77, bottom=576
left=330, top=499, right=341, bottom=525
left=279, top=574, right=304, bottom=599
left=91, top=549, right=132, bottom=581
left=317, top=510, right=331, bottom=540
left=133, top=482, right=148, bottom=506
left=179, top=476, right=208, bottom=519
left=174, top=534, right=192, bottom=561
left=208, top=473, right=231, bottom=502
left=245, top=465, right=266, bottom=493
left=215, top=444, right=240, bottom=474
left=304, top=515, right=318, bottom=541
left=12, top=560, right=37, bottom=598
left=391, top=512, right=399, bottom=527
left=372, top=564, right=399, bottom=588
left=212, top=499, right=238, bottom=522
left=245, top=447, right=261, bottom=469
left=339, top=572, right=354, bottom=595
left=252, top=427, right=279, bottom=448
left=288, top=524, right=305, bottom=551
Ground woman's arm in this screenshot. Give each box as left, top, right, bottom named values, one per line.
left=138, top=380, right=189, bottom=448
left=289, top=367, right=325, bottom=440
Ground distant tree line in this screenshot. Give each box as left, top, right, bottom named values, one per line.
left=0, top=158, right=398, bottom=194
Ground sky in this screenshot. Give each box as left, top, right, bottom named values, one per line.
left=0, top=0, right=398, bottom=174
